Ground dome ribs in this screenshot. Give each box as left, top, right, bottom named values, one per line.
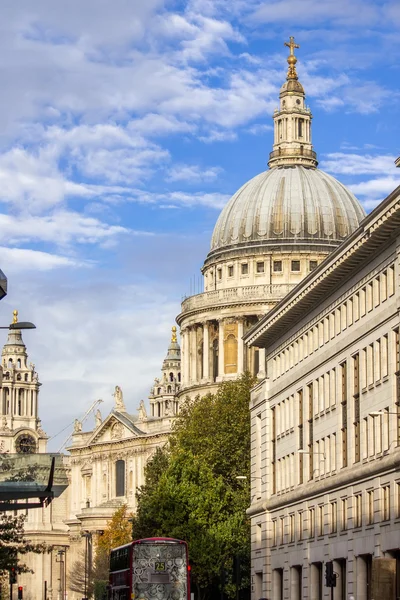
left=206, top=167, right=365, bottom=263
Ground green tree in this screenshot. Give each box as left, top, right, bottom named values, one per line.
left=132, top=373, right=254, bottom=600
left=0, top=513, right=46, bottom=574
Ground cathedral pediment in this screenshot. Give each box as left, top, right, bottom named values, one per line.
left=84, top=410, right=146, bottom=447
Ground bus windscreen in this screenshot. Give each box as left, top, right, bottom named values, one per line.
left=132, top=542, right=188, bottom=600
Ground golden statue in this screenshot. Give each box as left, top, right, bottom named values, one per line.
left=171, top=326, right=177, bottom=343
left=284, top=36, right=300, bottom=80
left=12, top=310, right=18, bottom=324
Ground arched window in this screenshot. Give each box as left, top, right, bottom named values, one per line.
left=115, top=460, right=125, bottom=497
left=167, top=385, right=172, bottom=393
left=178, top=372, right=181, bottom=382
left=225, top=334, right=238, bottom=374
left=157, top=387, right=161, bottom=395
left=24, top=374, right=28, bottom=382
left=8, top=359, right=12, bottom=368
left=17, top=373, right=21, bottom=381
left=157, top=403, right=161, bottom=417
left=17, top=359, right=21, bottom=368
left=169, top=372, right=174, bottom=382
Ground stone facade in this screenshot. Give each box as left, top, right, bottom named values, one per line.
left=245, top=181, right=400, bottom=600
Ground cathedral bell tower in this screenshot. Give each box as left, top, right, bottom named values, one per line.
left=268, top=36, right=318, bottom=169
left=0, top=310, right=47, bottom=454
left=149, top=326, right=181, bottom=419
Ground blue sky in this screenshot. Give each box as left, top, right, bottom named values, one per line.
left=0, top=0, right=399, bottom=448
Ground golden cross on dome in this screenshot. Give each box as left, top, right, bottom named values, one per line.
left=284, top=36, right=300, bottom=56
left=13, top=309, right=18, bottom=324
left=284, top=36, right=300, bottom=80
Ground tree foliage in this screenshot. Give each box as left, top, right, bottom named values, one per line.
left=0, top=513, right=46, bottom=574
left=96, top=504, right=133, bottom=556
left=131, top=373, right=254, bottom=600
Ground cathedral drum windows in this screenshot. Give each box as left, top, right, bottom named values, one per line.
left=256, top=261, right=265, bottom=274
left=291, top=260, right=301, bottom=272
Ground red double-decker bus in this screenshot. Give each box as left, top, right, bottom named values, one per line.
left=109, top=537, right=190, bottom=600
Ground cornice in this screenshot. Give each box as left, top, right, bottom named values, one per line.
left=177, top=297, right=278, bottom=325
left=245, top=186, right=400, bottom=348
left=69, top=432, right=168, bottom=458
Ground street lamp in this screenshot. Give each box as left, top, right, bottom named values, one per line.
left=0, top=322, right=36, bottom=330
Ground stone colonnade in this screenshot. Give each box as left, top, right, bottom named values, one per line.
left=180, top=318, right=266, bottom=387
left=0, top=385, right=38, bottom=417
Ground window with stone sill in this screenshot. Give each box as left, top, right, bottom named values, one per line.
left=291, top=260, right=301, bottom=272
left=241, top=263, right=249, bottom=275
left=256, top=261, right=265, bottom=273
left=228, top=265, right=234, bottom=277
left=273, top=260, right=282, bottom=272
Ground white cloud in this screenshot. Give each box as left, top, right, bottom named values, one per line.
left=246, top=123, right=273, bottom=135
left=0, top=211, right=130, bottom=246
left=0, top=246, right=85, bottom=272
left=199, top=130, right=238, bottom=143
left=166, top=164, right=222, bottom=182
left=251, top=0, right=379, bottom=27
left=349, top=177, right=400, bottom=201
left=320, top=153, right=399, bottom=176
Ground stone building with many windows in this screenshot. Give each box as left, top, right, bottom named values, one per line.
left=245, top=166, right=400, bottom=600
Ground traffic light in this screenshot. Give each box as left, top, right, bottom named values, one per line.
left=325, top=561, right=336, bottom=587
left=18, top=586, right=23, bottom=599
left=9, top=567, right=17, bottom=585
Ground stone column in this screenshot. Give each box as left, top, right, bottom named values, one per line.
left=180, top=329, right=186, bottom=384
left=356, top=556, right=368, bottom=600
left=190, top=327, right=197, bottom=385
left=218, top=320, right=224, bottom=379
left=237, top=320, right=244, bottom=374
left=290, top=567, right=300, bottom=600
left=310, top=564, right=320, bottom=600
left=182, top=329, right=190, bottom=387
left=203, top=322, right=209, bottom=381
left=333, top=560, right=343, bottom=600
left=257, top=347, right=266, bottom=379
left=272, top=569, right=282, bottom=600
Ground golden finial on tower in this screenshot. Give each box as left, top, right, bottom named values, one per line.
left=12, top=309, right=18, bottom=324
left=171, top=326, right=177, bottom=343
left=284, top=36, right=300, bottom=80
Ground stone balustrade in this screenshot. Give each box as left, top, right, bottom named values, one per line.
left=180, top=283, right=296, bottom=314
